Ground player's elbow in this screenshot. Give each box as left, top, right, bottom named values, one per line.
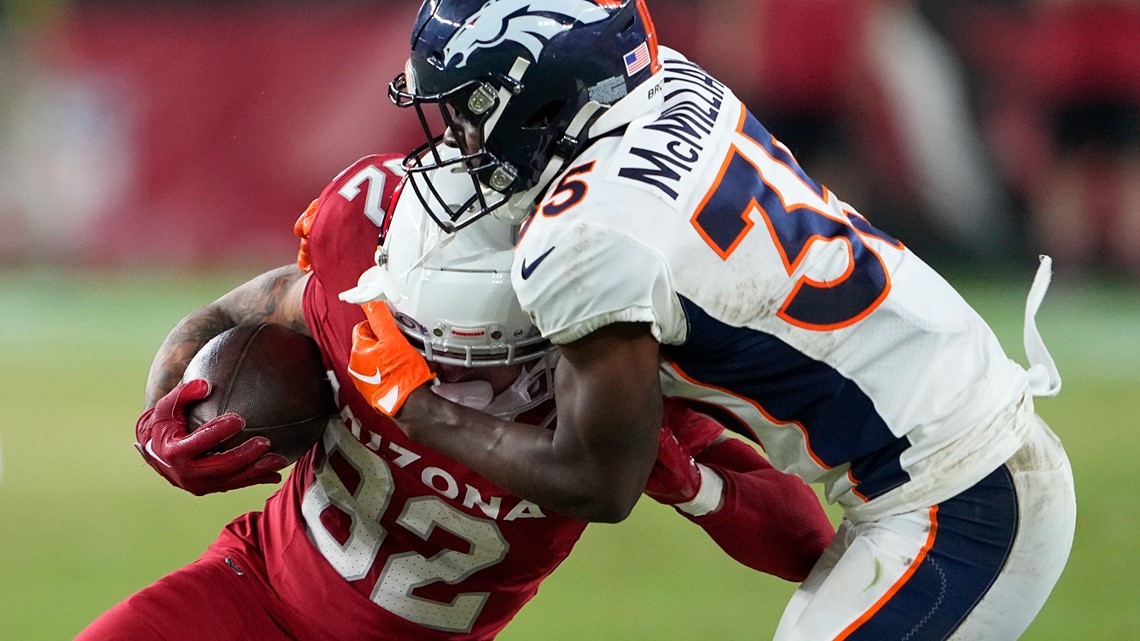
left=553, top=478, right=641, bottom=523
left=567, top=476, right=642, bottom=522
left=572, top=493, right=638, bottom=523
left=779, top=527, right=835, bottom=582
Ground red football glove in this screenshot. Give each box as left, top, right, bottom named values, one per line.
left=661, top=398, right=724, bottom=457
left=644, top=400, right=727, bottom=515
left=644, top=426, right=704, bottom=505
left=134, top=379, right=289, bottom=496
left=349, top=302, right=436, bottom=416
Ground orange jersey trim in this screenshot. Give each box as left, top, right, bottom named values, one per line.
left=666, top=358, right=830, bottom=470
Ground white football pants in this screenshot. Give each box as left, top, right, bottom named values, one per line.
left=774, top=416, right=1075, bottom=641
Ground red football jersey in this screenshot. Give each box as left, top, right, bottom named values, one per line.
left=228, top=155, right=587, bottom=641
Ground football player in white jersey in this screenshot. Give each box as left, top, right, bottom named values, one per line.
left=345, top=1, right=1077, bottom=640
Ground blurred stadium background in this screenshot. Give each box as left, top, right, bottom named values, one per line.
left=1, top=1, right=1138, bottom=639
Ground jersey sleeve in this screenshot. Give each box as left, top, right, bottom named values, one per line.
left=512, top=218, right=685, bottom=345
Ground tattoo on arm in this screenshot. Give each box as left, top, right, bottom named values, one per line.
left=216, top=265, right=309, bottom=334
left=143, top=265, right=309, bottom=407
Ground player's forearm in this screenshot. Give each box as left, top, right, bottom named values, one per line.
left=397, top=386, right=650, bottom=522
left=144, top=307, right=237, bottom=408
left=143, top=265, right=309, bottom=408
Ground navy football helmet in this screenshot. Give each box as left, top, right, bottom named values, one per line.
left=390, top=0, right=663, bottom=232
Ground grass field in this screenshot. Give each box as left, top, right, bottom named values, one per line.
left=1, top=265, right=1138, bottom=640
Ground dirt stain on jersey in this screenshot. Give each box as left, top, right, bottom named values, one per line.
left=863, top=557, right=884, bottom=591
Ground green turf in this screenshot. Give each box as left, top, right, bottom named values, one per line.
left=1, top=266, right=1136, bottom=640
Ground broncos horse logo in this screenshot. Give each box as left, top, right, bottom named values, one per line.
left=444, top=0, right=610, bottom=69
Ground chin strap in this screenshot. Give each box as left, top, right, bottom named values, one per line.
left=484, top=58, right=531, bottom=142
left=339, top=264, right=403, bottom=304
left=501, top=69, right=667, bottom=220
left=588, top=72, right=665, bottom=138
left=501, top=100, right=608, bottom=221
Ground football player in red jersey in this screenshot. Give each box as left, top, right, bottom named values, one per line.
left=75, top=156, right=833, bottom=641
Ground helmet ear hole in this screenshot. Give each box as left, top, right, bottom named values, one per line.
left=522, top=100, right=568, bottom=130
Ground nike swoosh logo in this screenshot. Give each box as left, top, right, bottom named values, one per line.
left=144, top=439, right=173, bottom=468
left=520, top=246, right=555, bottom=280
left=376, top=386, right=401, bottom=414
left=348, top=366, right=384, bottom=386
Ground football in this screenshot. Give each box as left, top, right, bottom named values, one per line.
left=182, top=323, right=334, bottom=463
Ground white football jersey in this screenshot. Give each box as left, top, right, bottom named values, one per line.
left=512, top=48, right=1045, bottom=518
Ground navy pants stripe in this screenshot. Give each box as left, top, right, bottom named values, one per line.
left=843, top=465, right=1020, bottom=641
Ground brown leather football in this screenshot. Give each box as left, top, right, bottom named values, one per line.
left=182, top=323, right=333, bottom=463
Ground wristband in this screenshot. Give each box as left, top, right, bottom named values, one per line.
left=675, top=463, right=724, bottom=517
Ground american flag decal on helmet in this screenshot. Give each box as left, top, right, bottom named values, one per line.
left=624, top=41, right=651, bottom=76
